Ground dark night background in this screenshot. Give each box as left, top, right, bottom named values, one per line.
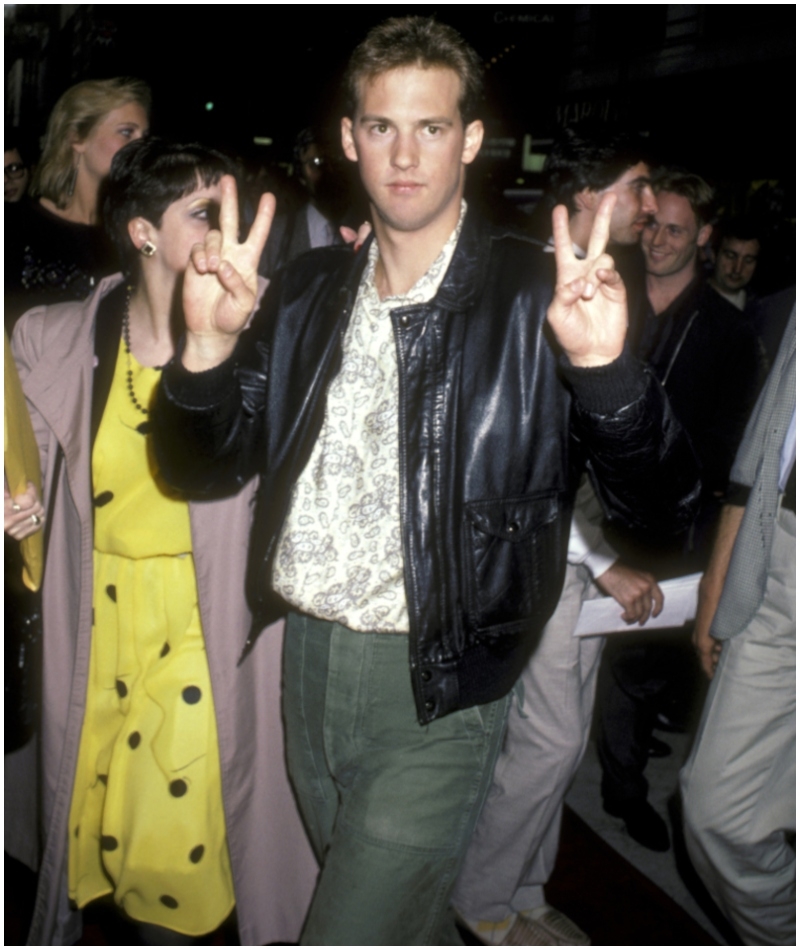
left=5, top=5, right=796, bottom=282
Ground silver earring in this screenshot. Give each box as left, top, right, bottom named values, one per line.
left=140, top=241, right=156, bottom=257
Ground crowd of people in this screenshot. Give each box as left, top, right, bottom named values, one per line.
left=5, top=15, right=794, bottom=947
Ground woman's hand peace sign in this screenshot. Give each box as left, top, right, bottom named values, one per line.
left=182, top=176, right=276, bottom=372
left=546, top=192, right=628, bottom=368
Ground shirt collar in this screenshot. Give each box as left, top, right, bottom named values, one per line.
left=364, top=200, right=468, bottom=306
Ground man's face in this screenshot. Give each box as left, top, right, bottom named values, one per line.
left=341, top=65, right=483, bottom=237
left=713, top=236, right=759, bottom=294
left=602, top=162, right=657, bottom=245
left=4, top=148, right=29, bottom=202
left=641, top=190, right=711, bottom=278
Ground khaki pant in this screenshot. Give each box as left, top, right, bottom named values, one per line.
left=681, top=508, right=795, bottom=945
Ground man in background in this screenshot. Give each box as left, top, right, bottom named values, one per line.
left=453, top=129, right=663, bottom=946
left=709, top=216, right=761, bottom=311
left=598, top=171, right=765, bottom=852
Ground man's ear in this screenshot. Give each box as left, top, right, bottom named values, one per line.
left=127, top=216, right=155, bottom=252
left=697, top=223, right=713, bottom=249
left=461, top=119, right=484, bottom=165
left=574, top=188, right=598, bottom=213
left=341, top=117, right=358, bottom=164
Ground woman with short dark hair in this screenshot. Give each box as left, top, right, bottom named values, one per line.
left=8, top=138, right=316, bottom=945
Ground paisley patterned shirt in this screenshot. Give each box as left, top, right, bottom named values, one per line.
left=271, top=202, right=466, bottom=633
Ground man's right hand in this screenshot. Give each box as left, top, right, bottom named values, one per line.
left=182, top=176, right=276, bottom=372
left=595, top=560, right=664, bottom=625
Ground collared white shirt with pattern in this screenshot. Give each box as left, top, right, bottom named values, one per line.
left=271, top=201, right=467, bottom=633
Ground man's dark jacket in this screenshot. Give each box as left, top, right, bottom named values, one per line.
left=154, top=209, right=699, bottom=724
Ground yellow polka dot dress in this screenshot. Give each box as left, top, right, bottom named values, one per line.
left=67, top=339, right=235, bottom=935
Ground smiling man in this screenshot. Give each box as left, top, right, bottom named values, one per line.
left=154, top=18, right=699, bottom=944
left=596, top=170, right=766, bottom=854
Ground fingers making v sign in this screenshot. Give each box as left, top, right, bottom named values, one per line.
left=546, top=192, right=628, bottom=368
left=182, top=176, right=276, bottom=371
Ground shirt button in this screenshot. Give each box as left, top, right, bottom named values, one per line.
left=425, top=699, right=435, bottom=712
left=400, top=315, right=409, bottom=326
left=507, top=520, right=520, bottom=534
left=421, top=669, right=432, bottom=682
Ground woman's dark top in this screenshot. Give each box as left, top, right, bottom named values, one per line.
left=5, top=198, right=117, bottom=332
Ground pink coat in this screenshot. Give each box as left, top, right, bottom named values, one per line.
left=8, top=275, right=317, bottom=945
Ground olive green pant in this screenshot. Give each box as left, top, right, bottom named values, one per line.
left=283, top=612, right=510, bottom=945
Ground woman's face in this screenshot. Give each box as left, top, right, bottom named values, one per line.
left=74, top=101, right=149, bottom=182
left=147, top=181, right=223, bottom=276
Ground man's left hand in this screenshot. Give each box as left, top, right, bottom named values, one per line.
left=547, top=193, right=628, bottom=367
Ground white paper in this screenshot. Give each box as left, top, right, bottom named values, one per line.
left=573, top=572, right=703, bottom=637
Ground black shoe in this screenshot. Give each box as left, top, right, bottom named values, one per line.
left=603, top=799, right=671, bottom=852
left=648, top=736, right=672, bottom=758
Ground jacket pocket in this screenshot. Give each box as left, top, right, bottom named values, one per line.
left=464, top=493, right=560, bottom=634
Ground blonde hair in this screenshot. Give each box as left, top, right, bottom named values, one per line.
left=31, top=77, right=151, bottom=208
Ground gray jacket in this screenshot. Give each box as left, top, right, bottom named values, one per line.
left=712, top=308, right=796, bottom=640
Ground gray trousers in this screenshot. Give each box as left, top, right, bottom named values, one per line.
left=681, top=508, right=796, bottom=946
left=453, top=562, right=604, bottom=920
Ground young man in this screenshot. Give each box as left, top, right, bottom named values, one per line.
left=597, top=171, right=766, bottom=852
left=154, top=18, right=698, bottom=945
left=709, top=217, right=761, bottom=311
left=453, top=128, right=663, bottom=946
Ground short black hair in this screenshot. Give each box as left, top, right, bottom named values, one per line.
left=715, top=215, right=762, bottom=248
left=4, top=124, right=29, bottom=164
left=293, top=127, right=317, bottom=169
left=344, top=16, right=484, bottom=125
left=103, top=137, right=235, bottom=277
left=544, top=126, right=654, bottom=212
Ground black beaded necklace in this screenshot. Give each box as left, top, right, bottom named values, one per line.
left=122, top=283, right=164, bottom=416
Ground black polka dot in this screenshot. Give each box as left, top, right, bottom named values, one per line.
left=106, top=584, right=117, bottom=602
left=100, top=835, right=118, bottom=851
left=98, top=774, right=108, bottom=786
left=169, top=779, right=188, bottom=797
left=136, top=421, right=152, bottom=435
left=159, top=895, right=179, bottom=909
left=160, top=642, right=170, bottom=658
left=189, top=844, right=205, bottom=863
left=182, top=686, right=202, bottom=704
left=128, top=731, right=141, bottom=749
left=93, top=490, right=114, bottom=507
left=115, top=679, right=128, bottom=699
left=74, top=826, right=80, bottom=838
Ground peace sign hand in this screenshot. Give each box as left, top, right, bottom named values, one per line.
left=546, top=192, right=628, bottom=368
left=182, top=175, right=276, bottom=372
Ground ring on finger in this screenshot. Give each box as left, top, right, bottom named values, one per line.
left=30, top=513, right=41, bottom=526
left=12, top=503, right=22, bottom=512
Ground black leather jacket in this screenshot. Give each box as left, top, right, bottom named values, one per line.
left=154, top=209, right=699, bottom=724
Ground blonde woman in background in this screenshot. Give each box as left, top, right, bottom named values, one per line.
left=6, top=77, right=150, bottom=330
